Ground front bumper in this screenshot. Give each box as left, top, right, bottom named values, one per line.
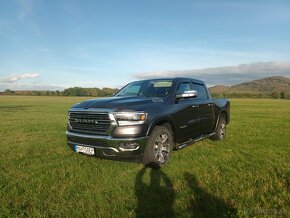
left=66, top=131, right=148, bottom=159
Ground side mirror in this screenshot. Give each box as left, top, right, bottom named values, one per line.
left=176, top=90, right=197, bottom=99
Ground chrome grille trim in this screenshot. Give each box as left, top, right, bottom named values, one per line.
left=68, top=111, right=112, bottom=134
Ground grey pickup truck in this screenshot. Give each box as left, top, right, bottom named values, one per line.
left=66, top=77, right=230, bottom=167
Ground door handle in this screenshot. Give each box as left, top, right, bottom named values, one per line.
left=208, top=103, right=213, bottom=107
left=192, top=105, right=199, bottom=108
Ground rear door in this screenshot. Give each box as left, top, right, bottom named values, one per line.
left=192, top=83, right=215, bottom=134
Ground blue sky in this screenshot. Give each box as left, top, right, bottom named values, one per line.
left=0, top=0, right=290, bottom=90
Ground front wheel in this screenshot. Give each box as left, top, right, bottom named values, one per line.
left=143, top=126, right=173, bottom=168
left=210, top=113, right=227, bottom=141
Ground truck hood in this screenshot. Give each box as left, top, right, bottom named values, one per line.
left=71, top=96, right=164, bottom=110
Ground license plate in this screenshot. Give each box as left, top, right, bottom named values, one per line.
left=74, top=145, right=95, bottom=156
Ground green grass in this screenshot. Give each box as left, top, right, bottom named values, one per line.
left=0, top=96, right=289, bottom=217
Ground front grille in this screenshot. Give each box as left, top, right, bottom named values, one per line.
left=69, top=112, right=111, bottom=134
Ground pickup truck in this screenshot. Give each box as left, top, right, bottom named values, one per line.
left=66, top=77, right=230, bottom=167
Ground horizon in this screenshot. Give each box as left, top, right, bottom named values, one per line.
left=1, top=0, right=290, bottom=91
left=1, top=74, right=290, bottom=92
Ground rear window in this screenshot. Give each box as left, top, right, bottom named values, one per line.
left=153, top=81, right=172, bottom=88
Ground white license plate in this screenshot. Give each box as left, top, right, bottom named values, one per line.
left=74, top=145, right=95, bottom=156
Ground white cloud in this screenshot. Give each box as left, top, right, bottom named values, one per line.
left=0, top=73, right=39, bottom=83
left=132, top=61, right=290, bottom=85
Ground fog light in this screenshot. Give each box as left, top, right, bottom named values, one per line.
left=119, top=142, right=139, bottom=151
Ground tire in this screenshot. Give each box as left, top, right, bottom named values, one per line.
left=210, top=113, right=227, bottom=141
left=143, top=125, right=173, bottom=168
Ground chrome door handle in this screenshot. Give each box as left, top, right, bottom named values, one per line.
left=208, top=103, right=213, bottom=107
left=192, top=105, right=199, bottom=108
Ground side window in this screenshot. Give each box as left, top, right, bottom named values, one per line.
left=177, top=82, right=192, bottom=94
left=193, top=83, right=208, bottom=99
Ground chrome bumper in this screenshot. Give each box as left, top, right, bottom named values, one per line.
left=66, top=131, right=148, bottom=158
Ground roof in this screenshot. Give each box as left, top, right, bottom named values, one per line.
left=133, top=77, right=205, bottom=84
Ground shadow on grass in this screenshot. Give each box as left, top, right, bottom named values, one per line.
left=184, top=172, right=237, bottom=217
left=135, top=167, right=175, bottom=218
left=134, top=169, right=237, bottom=217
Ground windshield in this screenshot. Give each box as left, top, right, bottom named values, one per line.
left=115, top=80, right=173, bottom=97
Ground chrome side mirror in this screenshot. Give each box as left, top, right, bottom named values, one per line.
left=176, top=90, right=197, bottom=99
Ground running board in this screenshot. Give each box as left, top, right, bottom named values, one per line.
left=175, top=133, right=215, bottom=150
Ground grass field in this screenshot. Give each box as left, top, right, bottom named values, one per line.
left=0, top=96, right=289, bottom=217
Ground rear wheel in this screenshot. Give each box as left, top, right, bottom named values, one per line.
left=143, top=126, right=173, bottom=168
left=210, top=113, right=227, bottom=141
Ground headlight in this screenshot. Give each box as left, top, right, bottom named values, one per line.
left=113, top=112, right=147, bottom=126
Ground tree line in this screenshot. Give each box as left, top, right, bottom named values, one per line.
left=1, top=87, right=118, bottom=97
left=1, top=87, right=289, bottom=99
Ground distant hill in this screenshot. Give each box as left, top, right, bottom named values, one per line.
left=208, top=85, right=229, bottom=94
left=209, top=76, right=290, bottom=99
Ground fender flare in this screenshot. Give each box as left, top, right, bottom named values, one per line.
left=146, top=116, right=176, bottom=136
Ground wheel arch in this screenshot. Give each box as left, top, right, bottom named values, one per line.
left=214, top=110, right=228, bottom=130
left=146, top=117, right=176, bottom=140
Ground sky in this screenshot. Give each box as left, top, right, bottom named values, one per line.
left=0, top=0, right=290, bottom=91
